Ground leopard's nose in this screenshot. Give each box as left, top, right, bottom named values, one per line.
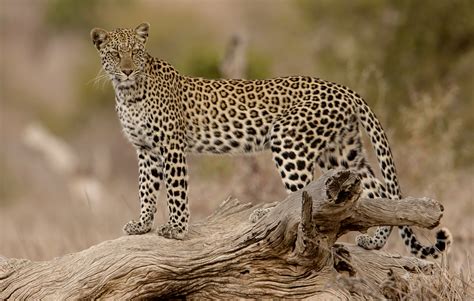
left=122, top=69, right=133, bottom=76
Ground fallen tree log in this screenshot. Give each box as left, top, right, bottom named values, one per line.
left=0, top=170, right=445, bottom=299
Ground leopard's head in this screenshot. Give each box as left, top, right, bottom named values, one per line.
left=90, top=23, right=149, bottom=87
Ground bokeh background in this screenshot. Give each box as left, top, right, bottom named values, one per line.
left=1, top=0, right=473, bottom=275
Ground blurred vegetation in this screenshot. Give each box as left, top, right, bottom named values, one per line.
left=182, top=48, right=221, bottom=79
left=45, top=0, right=132, bottom=32
left=39, top=0, right=474, bottom=165
left=297, top=0, right=474, bottom=164
left=297, top=0, right=474, bottom=100
left=384, top=1, right=474, bottom=90
left=45, top=0, right=101, bottom=32
left=38, top=64, right=115, bottom=137
left=180, top=47, right=271, bottom=80
left=0, top=158, right=18, bottom=204
left=246, top=50, right=272, bottom=80
left=27, top=81, right=114, bottom=138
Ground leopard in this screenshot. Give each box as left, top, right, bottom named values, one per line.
left=90, top=23, right=451, bottom=259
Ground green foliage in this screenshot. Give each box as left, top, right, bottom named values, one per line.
left=38, top=58, right=115, bottom=137
left=247, top=50, right=272, bottom=80
left=383, top=0, right=474, bottom=94
left=45, top=0, right=132, bottom=32
left=295, top=0, right=474, bottom=165
left=182, top=48, right=221, bottom=79
left=179, top=47, right=272, bottom=80
left=45, top=0, right=100, bottom=31
left=296, top=0, right=474, bottom=99
left=382, top=0, right=474, bottom=165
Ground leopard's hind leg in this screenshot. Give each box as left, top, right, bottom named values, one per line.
left=250, top=107, right=320, bottom=222
left=316, top=115, right=393, bottom=249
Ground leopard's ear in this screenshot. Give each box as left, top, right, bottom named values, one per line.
left=135, top=22, right=150, bottom=43
left=90, top=28, right=109, bottom=50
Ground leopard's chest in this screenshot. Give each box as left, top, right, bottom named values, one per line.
left=116, top=101, right=154, bottom=149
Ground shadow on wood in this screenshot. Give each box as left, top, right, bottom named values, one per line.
left=0, top=169, right=445, bottom=299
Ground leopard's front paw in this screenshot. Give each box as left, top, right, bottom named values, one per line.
left=156, top=224, right=186, bottom=240
left=123, top=220, right=152, bottom=235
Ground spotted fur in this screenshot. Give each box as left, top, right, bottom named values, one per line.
left=90, top=23, right=451, bottom=257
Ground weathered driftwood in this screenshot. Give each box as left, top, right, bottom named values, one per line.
left=0, top=170, right=445, bottom=300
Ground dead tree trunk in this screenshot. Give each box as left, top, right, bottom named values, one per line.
left=0, top=170, right=445, bottom=300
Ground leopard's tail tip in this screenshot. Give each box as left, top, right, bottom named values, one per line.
left=435, top=227, right=453, bottom=253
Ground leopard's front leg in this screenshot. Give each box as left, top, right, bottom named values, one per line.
left=123, top=149, right=162, bottom=235
left=156, top=147, right=189, bottom=240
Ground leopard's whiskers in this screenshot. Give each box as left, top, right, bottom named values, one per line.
left=88, top=68, right=110, bottom=89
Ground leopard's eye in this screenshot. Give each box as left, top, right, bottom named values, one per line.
left=109, top=50, right=120, bottom=59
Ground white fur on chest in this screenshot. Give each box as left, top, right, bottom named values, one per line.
left=115, top=95, right=153, bottom=149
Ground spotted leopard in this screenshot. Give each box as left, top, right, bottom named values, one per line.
left=90, top=23, right=451, bottom=258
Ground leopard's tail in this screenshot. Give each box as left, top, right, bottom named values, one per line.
left=355, top=96, right=452, bottom=258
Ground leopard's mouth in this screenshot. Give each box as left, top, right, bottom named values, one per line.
left=115, top=80, right=136, bottom=90
left=120, top=79, right=135, bottom=85
left=112, top=75, right=136, bottom=89
left=113, top=74, right=136, bottom=86
left=113, top=71, right=145, bottom=87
